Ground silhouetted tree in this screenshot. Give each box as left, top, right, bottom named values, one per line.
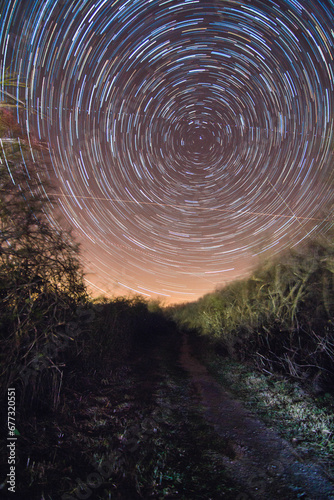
left=0, top=107, right=87, bottom=409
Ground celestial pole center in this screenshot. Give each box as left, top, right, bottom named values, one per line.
left=1, top=0, right=334, bottom=303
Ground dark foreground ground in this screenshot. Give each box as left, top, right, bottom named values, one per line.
left=1, top=326, right=334, bottom=499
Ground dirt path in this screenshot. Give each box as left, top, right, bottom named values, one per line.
left=8, top=327, right=334, bottom=499
left=178, top=333, right=334, bottom=500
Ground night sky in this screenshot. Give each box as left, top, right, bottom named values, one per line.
left=1, top=0, right=334, bottom=304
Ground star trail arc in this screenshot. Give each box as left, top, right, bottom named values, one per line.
left=1, top=0, right=334, bottom=303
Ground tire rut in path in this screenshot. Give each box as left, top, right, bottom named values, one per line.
left=178, top=333, right=334, bottom=500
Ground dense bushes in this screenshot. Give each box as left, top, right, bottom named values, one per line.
left=78, top=296, right=172, bottom=372
left=171, top=237, right=334, bottom=391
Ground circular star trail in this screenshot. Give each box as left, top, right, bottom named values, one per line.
left=1, top=0, right=334, bottom=303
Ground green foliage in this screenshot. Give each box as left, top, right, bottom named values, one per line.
left=0, top=70, right=25, bottom=109
left=171, top=236, right=334, bottom=390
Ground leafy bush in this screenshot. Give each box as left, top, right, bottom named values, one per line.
left=171, top=237, right=334, bottom=391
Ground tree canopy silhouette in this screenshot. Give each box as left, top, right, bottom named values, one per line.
left=0, top=106, right=87, bottom=408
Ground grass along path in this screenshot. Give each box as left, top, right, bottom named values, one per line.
left=184, top=332, right=334, bottom=499
left=4, top=326, right=334, bottom=499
